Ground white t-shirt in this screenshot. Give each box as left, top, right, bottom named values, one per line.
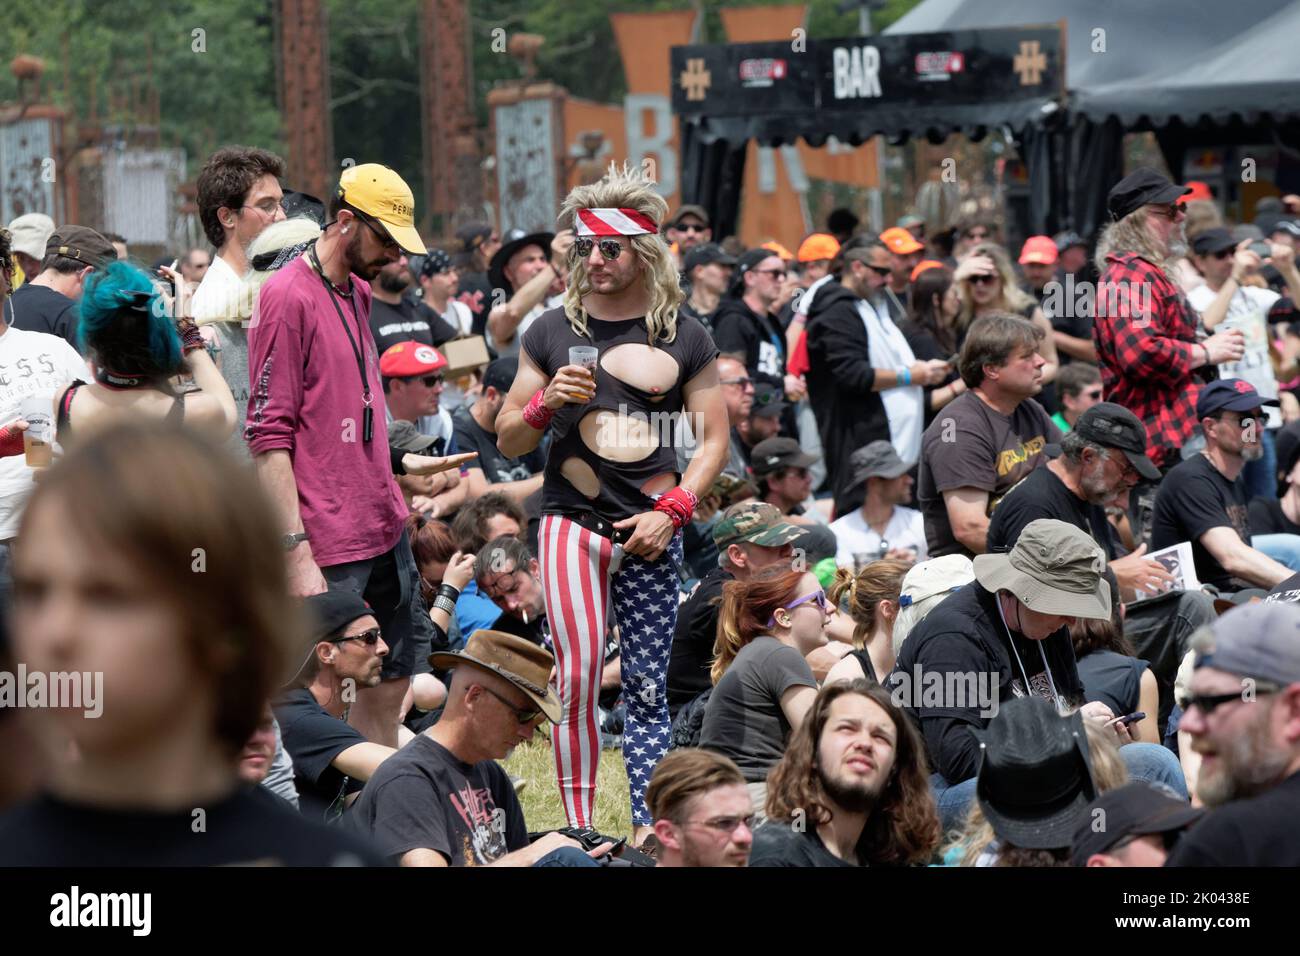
left=191, top=254, right=243, bottom=324
left=0, top=326, right=93, bottom=539
left=1188, top=282, right=1282, bottom=428
left=830, top=505, right=927, bottom=568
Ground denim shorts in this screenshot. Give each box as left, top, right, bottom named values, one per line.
left=321, top=528, right=431, bottom=680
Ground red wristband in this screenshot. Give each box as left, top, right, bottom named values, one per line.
left=0, top=424, right=24, bottom=458
left=179, top=322, right=205, bottom=355
left=522, top=388, right=555, bottom=430
left=654, top=486, right=699, bottom=532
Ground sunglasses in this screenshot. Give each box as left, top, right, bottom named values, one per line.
left=864, top=264, right=892, bottom=277
left=1147, top=204, right=1182, bottom=221
left=419, top=374, right=444, bottom=388
left=753, top=268, right=787, bottom=279
left=720, top=376, right=754, bottom=389
left=768, top=588, right=832, bottom=627
left=968, top=273, right=998, bottom=285
left=676, top=223, right=707, bottom=233
left=684, top=813, right=756, bottom=835
left=1211, top=249, right=1234, bottom=260
left=1185, top=685, right=1279, bottom=715
left=335, top=627, right=382, bottom=647
left=480, top=685, right=543, bottom=724
left=574, top=237, right=626, bottom=261
left=356, top=212, right=398, bottom=251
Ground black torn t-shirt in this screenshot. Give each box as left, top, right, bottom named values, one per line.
left=522, top=308, right=718, bottom=521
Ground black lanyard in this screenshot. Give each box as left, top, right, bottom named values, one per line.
left=309, top=247, right=373, bottom=442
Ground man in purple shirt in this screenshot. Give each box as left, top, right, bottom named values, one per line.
left=247, top=163, right=430, bottom=748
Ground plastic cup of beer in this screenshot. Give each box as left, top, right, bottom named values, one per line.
left=568, top=345, right=599, bottom=372
left=20, top=395, right=54, bottom=468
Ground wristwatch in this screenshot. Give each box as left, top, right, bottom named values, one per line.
left=282, top=531, right=309, bottom=552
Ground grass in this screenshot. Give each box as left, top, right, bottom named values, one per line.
left=503, top=732, right=633, bottom=838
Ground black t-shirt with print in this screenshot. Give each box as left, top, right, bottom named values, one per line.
left=452, top=403, right=546, bottom=484
left=917, top=390, right=1061, bottom=558
left=346, top=734, right=528, bottom=865
left=272, top=687, right=368, bottom=823
left=749, top=819, right=864, bottom=867
left=0, top=786, right=386, bottom=865
left=369, top=295, right=457, bottom=356
left=1266, top=570, right=1300, bottom=604
left=887, top=581, right=1084, bottom=785
left=1151, top=454, right=1251, bottom=592
left=522, top=308, right=718, bottom=521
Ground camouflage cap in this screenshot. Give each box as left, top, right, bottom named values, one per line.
left=712, top=501, right=805, bottom=549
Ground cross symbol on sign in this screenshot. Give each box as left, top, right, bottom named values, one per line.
left=680, top=58, right=711, bottom=101
left=1014, top=41, right=1047, bottom=86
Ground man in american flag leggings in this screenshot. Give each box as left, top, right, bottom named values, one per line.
left=493, top=164, right=729, bottom=841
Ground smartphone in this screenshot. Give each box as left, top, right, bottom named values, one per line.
left=1107, top=711, right=1146, bottom=726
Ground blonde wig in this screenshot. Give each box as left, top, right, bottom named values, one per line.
left=557, top=162, right=683, bottom=346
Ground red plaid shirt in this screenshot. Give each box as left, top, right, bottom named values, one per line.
left=1093, top=252, right=1200, bottom=468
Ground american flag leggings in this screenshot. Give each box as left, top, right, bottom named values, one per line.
left=537, top=514, right=683, bottom=828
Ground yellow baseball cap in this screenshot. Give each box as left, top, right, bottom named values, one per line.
left=337, top=164, right=427, bottom=256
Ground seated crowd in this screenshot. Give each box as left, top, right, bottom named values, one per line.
left=1, top=153, right=1299, bottom=868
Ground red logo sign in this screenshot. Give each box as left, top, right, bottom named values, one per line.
left=739, top=58, right=788, bottom=88
left=914, top=51, right=964, bottom=81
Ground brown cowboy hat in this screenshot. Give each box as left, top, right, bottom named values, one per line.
left=429, top=629, right=562, bottom=723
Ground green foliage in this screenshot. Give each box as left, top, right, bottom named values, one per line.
left=0, top=0, right=282, bottom=177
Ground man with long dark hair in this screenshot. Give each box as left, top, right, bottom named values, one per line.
left=749, top=680, right=941, bottom=866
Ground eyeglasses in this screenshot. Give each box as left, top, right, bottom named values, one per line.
left=683, top=814, right=756, bottom=835
left=356, top=213, right=399, bottom=252
left=483, top=566, right=526, bottom=599
left=479, top=685, right=543, bottom=724
left=574, top=237, right=625, bottom=261
left=753, top=269, right=787, bottom=279
left=768, top=588, right=832, bottom=626
left=1185, top=685, right=1279, bottom=715
left=1102, top=449, right=1140, bottom=483
left=334, top=627, right=382, bottom=647
left=720, top=376, right=754, bottom=390
left=241, top=198, right=285, bottom=217
left=968, top=273, right=998, bottom=286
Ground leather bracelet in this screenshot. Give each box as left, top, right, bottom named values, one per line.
left=437, top=583, right=460, bottom=602
left=522, top=388, right=554, bottom=430
left=433, top=595, right=457, bottom=616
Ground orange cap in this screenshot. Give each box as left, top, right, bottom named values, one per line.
left=1179, top=180, right=1213, bottom=204
left=880, top=227, right=925, bottom=255
left=796, top=233, right=841, bottom=262
left=910, top=259, right=947, bottom=282
left=1018, top=235, right=1058, bottom=265
left=760, top=240, right=795, bottom=261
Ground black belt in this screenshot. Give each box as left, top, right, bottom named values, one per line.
left=555, top=510, right=633, bottom=545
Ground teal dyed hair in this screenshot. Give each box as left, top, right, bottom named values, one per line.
left=77, top=261, right=182, bottom=377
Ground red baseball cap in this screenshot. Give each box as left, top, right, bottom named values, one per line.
left=910, top=259, right=947, bottom=281
left=380, top=341, right=447, bottom=378
left=880, top=227, right=924, bottom=255
left=1018, top=236, right=1059, bottom=266
left=1179, top=181, right=1213, bottom=205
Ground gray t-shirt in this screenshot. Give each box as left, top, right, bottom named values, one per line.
left=700, top=635, right=817, bottom=782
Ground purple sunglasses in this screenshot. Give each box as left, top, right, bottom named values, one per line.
left=768, top=588, right=832, bottom=627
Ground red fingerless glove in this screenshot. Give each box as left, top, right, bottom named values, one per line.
left=0, top=424, right=24, bottom=458
left=522, top=388, right=555, bottom=430
left=654, top=486, right=698, bottom=533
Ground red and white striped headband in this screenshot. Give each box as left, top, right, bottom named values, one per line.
left=575, top=207, right=659, bottom=237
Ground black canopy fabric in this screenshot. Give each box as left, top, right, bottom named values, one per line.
left=678, top=0, right=1300, bottom=242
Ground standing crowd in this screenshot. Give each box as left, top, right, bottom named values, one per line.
left=0, top=148, right=1297, bottom=867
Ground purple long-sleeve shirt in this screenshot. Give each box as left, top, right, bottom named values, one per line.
left=245, top=254, right=407, bottom=567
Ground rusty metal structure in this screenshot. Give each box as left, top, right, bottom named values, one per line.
left=420, top=0, right=482, bottom=234
left=275, top=0, right=333, bottom=203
